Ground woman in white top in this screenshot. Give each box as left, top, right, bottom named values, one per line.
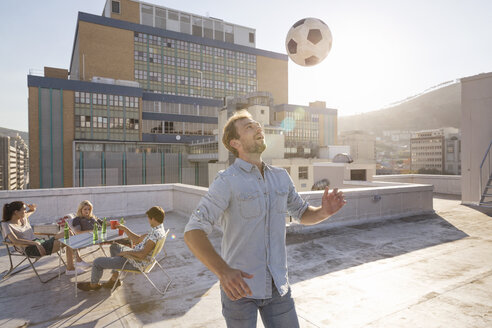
left=1, top=201, right=85, bottom=275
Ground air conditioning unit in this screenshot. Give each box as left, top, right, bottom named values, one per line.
left=91, top=76, right=115, bottom=84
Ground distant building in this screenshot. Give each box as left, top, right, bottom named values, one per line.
left=339, top=130, right=376, bottom=163
left=410, top=127, right=460, bottom=174
left=444, top=133, right=461, bottom=175
left=0, top=135, right=28, bottom=190
left=272, top=101, right=337, bottom=159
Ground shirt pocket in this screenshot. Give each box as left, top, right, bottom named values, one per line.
left=237, top=191, right=261, bottom=219
left=275, top=189, right=289, bottom=214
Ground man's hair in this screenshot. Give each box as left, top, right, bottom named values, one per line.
left=146, top=206, right=165, bottom=223
left=222, top=110, right=252, bottom=157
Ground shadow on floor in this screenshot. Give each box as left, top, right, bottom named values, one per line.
left=287, top=213, right=469, bottom=284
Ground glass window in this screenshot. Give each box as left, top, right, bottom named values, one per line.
left=155, top=8, right=166, bottom=29
left=299, top=166, right=308, bottom=180
left=203, top=19, right=213, bottom=39
left=214, top=21, right=224, bottom=41
left=111, top=1, right=120, bottom=14
left=141, top=4, right=153, bottom=27
left=192, top=16, right=202, bottom=37
left=180, top=14, right=190, bottom=33
left=224, top=24, right=234, bottom=43
left=249, top=32, right=255, bottom=43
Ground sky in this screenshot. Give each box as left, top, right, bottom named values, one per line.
left=1, top=0, right=491, bottom=132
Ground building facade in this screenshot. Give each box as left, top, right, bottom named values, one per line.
left=0, top=135, right=28, bottom=190
left=410, top=127, right=460, bottom=174
left=28, top=0, right=288, bottom=189
left=338, top=130, right=376, bottom=164
left=272, top=101, right=337, bottom=159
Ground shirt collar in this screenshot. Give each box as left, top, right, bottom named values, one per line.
left=152, top=223, right=163, bottom=231
left=234, top=158, right=270, bottom=173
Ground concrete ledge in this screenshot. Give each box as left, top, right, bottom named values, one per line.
left=373, top=174, right=461, bottom=195
left=0, top=183, right=434, bottom=231
left=289, top=183, right=435, bottom=233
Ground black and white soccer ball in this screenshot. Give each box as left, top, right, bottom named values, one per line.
left=285, top=18, right=332, bottom=67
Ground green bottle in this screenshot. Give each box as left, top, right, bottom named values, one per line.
left=93, top=223, right=98, bottom=243
left=102, top=217, right=107, bottom=234
left=64, top=221, right=70, bottom=240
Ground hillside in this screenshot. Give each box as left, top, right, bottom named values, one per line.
left=338, top=82, right=461, bottom=135
left=0, top=127, right=29, bottom=145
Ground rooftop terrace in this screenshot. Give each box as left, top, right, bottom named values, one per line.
left=1, top=194, right=491, bottom=327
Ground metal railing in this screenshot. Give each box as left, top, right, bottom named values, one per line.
left=479, top=140, right=492, bottom=203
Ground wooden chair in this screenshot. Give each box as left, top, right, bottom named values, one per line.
left=112, top=229, right=173, bottom=296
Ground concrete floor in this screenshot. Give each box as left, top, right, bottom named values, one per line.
left=1, top=195, right=491, bottom=328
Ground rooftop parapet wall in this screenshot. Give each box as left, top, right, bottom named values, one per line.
left=0, top=183, right=433, bottom=229
left=373, top=174, right=461, bottom=195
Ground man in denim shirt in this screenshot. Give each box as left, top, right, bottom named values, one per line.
left=184, top=110, right=345, bottom=328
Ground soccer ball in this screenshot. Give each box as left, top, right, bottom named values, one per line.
left=285, top=18, right=333, bottom=67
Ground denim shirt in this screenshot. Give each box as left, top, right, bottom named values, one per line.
left=185, top=158, right=309, bottom=299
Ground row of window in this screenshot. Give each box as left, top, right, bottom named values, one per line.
left=75, top=115, right=139, bottom=130
left=75, top=92, right=139, bottom=108
left=142, top=101, right=219, bottom=116
left=142, top=120, right=216, bottom=136
left=135, top=32, right=254, bottom=60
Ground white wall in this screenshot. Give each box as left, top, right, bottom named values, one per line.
left=1, top=183, right=434, bottom=231
left=373, top=174, right=461, bottom=195
left=460, top=73, right=492, bottom=204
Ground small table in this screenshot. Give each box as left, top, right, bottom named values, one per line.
left=58, top=229, right=127, bottom=297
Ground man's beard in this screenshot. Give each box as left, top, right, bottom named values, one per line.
left=245, top=141, right=267, bottom=154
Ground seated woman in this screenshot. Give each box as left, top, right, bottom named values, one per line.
left=72, top=200, right=102, bottom=234
left=1, top=201, right=85, bottom=275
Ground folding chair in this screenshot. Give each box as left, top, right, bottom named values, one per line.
left=1, top=224, right=66, bottom=283
left=112, top=229, right=173, bottom=296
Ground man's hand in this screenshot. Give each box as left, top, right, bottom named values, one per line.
left=219, top=267, right=253, bottom=301
left=321, top=187, right=346, bottom=217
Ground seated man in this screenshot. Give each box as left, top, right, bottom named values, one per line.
left=77, top=206, right=166, bottom=291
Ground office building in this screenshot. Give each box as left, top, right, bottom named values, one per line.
left=28, top=0, right=288, bottom=188
left=410, top=127, right=460, bottom=174
left=0, top=135, right=28, bottom=190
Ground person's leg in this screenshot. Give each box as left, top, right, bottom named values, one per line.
left=259, top=288, right=299, bottom=328
left=52, top=240, right=75, bottom=270
left=91, top=255, right=128, bottom=284
left=109, top=243, right=129, bottom=257
left=220, top=288, right=259, bottom=328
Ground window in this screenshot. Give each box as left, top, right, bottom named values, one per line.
left=249, top=32, right=255, bottom=43
left=298, top=166, right=308, bottom=180
left=111, top=1, right=120, bottom=14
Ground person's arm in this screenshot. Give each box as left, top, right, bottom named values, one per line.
left=184, top=229, right=253, bottom=300
left=6, top=231, right=46, bottom=256
left=300, top=187, right=346, bottom=225
left=118, top=239, right=155, bottom=260
left=116, top=224, right=144, bottom=244
left=184, top=174, right=253, bottom=301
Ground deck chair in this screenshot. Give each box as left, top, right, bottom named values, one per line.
left=112, top=229, right=173, bottom=296
left=1, top=224, right=66, bottom=283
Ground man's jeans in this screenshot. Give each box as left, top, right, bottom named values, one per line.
left=220, top=286, right=300, bottom=328
left=91, top=243, right=138, bottom=284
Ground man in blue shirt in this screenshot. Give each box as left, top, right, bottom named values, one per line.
left=184, top=110, right=345, bottom=328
